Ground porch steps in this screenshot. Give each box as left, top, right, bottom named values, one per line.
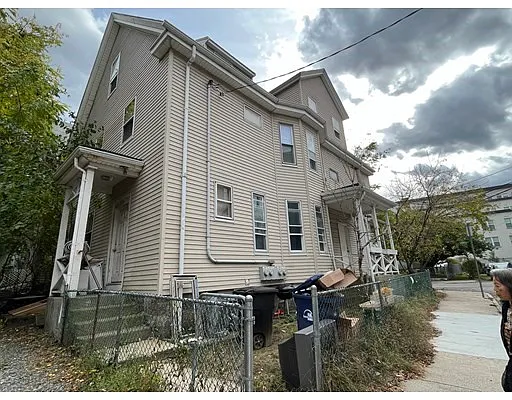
left=64, top=294, right=153, bottom=349
left=75, top=325, right=152, bottom=349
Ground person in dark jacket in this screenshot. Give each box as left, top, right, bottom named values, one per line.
left=491, top=268, right=512, bottom=391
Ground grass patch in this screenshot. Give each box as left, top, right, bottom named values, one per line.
left=322, top=293, right=439, bottom=391
left=253, top=314, right=296, bottom=392
left=78, top=355, right=164, bottom=392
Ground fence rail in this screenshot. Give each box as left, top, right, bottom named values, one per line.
left=61, top=289, right=253, bottom=392
left=311, top=271, right=433, bottom=391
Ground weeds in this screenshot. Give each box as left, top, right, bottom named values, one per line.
left=79, top=354, right=164, bottom=392
left=322, top=293, right=439, bottom=391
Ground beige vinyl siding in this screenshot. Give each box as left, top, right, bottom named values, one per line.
left=328, top=208, right=364, bottom=275
left=89, top=195, right=112, bottom=282
left=274, top=82, right=302, bottom=104
left=301, top=77, right=348, bottom=150
left=162, top=55, right=282, bottom=293
left=86, top=26, right=166, bottom=293
left=302, top=122, right=334, bottom=274
left=321, top=147, right=358, bottom=189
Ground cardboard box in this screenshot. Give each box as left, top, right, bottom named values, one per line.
left=317, top=269, right=345, bottom=289
left=333, top=268, right=359, bottom=289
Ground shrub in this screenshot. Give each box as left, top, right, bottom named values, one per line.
left=461, top=259, right=483, bottom=279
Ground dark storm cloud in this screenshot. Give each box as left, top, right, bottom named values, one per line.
left=298, top=9, right=512, bottom=96
left=380, top=63, right=512, bottom=154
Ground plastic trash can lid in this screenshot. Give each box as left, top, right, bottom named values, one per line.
left=233, top=286, right=278, bottom=295
left=293, top=273, right=323, bottom=292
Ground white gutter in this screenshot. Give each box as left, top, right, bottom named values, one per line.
left=206, top=80, right=273, bottom=265
left=178, top=45, right=196, bottom=275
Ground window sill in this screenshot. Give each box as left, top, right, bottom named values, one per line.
left=120, top=135, right=134, bottom=149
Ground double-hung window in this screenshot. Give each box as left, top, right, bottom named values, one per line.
left=487, top=219, right=496, bottom=231
left=216, top=184, right=233, bottom=219
left=287, top=201, right=303, bottom=252
left=123, top=99, right=135, bottom=143
left=252, top=194, right=267, bottom=251
left=280, top=124, right=295, bottom=164
left=110, top=54, right=120, bottom=95
left=315, top=206, right=326, bottom=252
left=505, top=218, right=512, bottom=229
left=306, top=131, right=317, bottom=171
left=332, top=117, right=341, bottom=139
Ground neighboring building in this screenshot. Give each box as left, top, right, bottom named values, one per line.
left=49, top=13, right=398, bottom=297
left=482, top=183, right=512, bottom=262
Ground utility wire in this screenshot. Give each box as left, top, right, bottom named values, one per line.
left=461, top=164, right=512, bottom=187
left=226, top=8, right=424, bottom=94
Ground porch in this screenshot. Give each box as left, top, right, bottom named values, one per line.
left=49, top=146, right=144, bottom=296
left=322, top=184, right=400, bottom=279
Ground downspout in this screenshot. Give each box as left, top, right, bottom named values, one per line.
left=206, top=80, right=273, bottom=265
left=178, top=45, right=196, bottom=275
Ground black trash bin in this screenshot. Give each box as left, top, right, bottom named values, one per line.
left=233, top=286, right=278, bottom=350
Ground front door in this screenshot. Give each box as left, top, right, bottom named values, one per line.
left=338, top=223, right=352, bottom=268
left=108, top=199, right=129, bottom=286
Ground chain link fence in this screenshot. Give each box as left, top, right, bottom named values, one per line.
left=61, top=290, right=253, bottom=392
left=311, top=271, right=433, bottom=391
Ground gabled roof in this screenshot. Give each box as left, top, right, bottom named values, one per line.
left=270, top=69, right=349, bottom=121
left=195, top=36, right=256, bottom=79
left=76, top=13, right=164, bottom=123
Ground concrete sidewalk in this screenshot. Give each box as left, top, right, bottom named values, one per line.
left=403, top=290, right=508, bottom=392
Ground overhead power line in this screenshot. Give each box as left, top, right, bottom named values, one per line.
left=461, top=163, right=512, bottom=187
left=226, top=8, right=424, bottom=94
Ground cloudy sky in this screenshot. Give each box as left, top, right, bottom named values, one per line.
left=18, top=7, right=512, bottom=195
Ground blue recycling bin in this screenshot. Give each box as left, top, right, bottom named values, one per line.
left=293, top=291, right=344, bottom=330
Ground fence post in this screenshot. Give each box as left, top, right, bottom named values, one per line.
left=311, top=285, right=322, bottom=391
left=60, top=291, right=70, bottom=345
left=376, top=281, right=384, bottom=309
left=243, top=295, right=254, bottom=392
left=90, top=293, right=101, bottom=350
left=113, top=295, right=125, bottom=365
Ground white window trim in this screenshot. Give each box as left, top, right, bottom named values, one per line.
left=505, top=218, right=512, bottom=229
left=252, top=192, right=268, bottom=253
left=243, top=105, right=262, bottom=129
left=120, top=97, right=136, bottom=147
left=109, top=53, right=120, bottom=97
left=215, top=182, right=234, bottom=221
left=306, top=130, right=317, bottom=172
left=328, top=168, right=339, bottom=183
left=491, top=236, right=501, bottom=248
left=487, top=219, right=496, bottom=231
left=315, top=205, right=326, bottom=253
left=279, top=123, right=296, bottom=166
left=286, top=200, right=304, bottom=253
left=332, top=116, right=341, bottom=139
left=307, top=97, right=317, bottom=113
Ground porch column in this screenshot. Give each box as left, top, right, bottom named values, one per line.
left=371, top=205, right=382, bottom=248
left=385, top=212, right=395, bottom=250
left=372, top=205, right=386, bottom=274
left=49, top=188, right=73, bottom=296
left=66, top=167, right=96, bottom=293
left=356, top=197, right=374, bottom=281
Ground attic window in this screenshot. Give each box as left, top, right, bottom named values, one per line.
left=332, top=117, right=341, bottom=139
left=110, top=54, right=120, bottom=95
left=307, top=97, right=317, bottom=112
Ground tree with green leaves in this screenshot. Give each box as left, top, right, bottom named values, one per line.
left=0, top=9, right=101, bottom=296
left=386, top=159, right=491, bottom=274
